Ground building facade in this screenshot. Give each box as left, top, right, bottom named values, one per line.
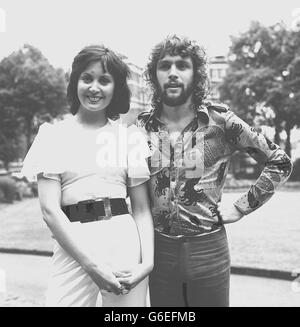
left=121, top=61, right=151, bottom=125
left=207, top=55, right=228, bottom=101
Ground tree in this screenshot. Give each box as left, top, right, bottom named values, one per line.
left=219, top=22, right=300, bottom=157
left=0, top=90, right=23, bottom=164
left=0, top=44, right=67, bottom=156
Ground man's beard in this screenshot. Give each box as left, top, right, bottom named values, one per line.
left=159, top=83, right=193, bottom=107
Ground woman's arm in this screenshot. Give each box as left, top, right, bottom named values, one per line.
left=130, top=181, right=154, bottom=272
left=38, top=175, right=122, bottom=294
left=117, top=181, right=154, bottom=290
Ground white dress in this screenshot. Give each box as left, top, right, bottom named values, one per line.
left=21, top=117, right=151, bottom=307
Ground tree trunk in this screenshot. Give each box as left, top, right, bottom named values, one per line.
left=285, top=121, right=291, bottom=159
left=274, top=123, right=281, bottom=145
left=25, top=118, right=33, bottom=152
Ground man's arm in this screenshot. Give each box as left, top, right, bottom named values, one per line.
left=224, top=111, right=293, bottom=216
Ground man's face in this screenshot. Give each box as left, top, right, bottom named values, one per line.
left=156, top=54, right=194, bottom=106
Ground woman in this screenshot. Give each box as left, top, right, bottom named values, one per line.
left=21, top=45, right=154, bottom=307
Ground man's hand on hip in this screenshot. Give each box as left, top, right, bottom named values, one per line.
left=216, top=202, right=244, bottom=224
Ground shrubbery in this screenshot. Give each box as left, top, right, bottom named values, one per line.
left=289, top=159, right=300, bottom=181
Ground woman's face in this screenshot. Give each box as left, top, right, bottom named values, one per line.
left=77, top=61, right=115, bottom=113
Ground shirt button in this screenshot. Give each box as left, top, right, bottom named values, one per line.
left=171, top=177, right=176, bottom=182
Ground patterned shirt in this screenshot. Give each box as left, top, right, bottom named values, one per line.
left=135, top=102, right=292, bottom=237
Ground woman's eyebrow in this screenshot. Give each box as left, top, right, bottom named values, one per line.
left=80, top=71, right=113, bottom=78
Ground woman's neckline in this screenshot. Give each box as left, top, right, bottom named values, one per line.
left=70, top=116, right=111, bottom=132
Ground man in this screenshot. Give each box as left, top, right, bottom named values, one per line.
left=135, top=35, right=292, bottom=307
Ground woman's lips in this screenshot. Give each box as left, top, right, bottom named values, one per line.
left=87, top=95, right=103, bottom=103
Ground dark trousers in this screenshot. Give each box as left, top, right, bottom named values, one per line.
left=149, top=227, right=230, bottom=307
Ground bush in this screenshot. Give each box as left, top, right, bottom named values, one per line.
left=0, top=175, right=18, bottom=203
left=289, top=158, right=300, bottom=181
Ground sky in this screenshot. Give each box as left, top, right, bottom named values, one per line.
left=0, top=0, right=300, bottom=72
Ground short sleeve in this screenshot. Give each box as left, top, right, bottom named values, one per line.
left=127, top=124, right=151, bottom=187
left=21, top=123, right=65, bottom=182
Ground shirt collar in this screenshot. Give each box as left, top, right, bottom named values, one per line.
left=196, top=105, right=209, bottom=125
left=107, top=117, right=117, bottom=126
left=145, top=104, right=209, bottom=130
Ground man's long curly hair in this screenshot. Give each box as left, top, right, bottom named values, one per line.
left=145, top=35, right=209, bottom=111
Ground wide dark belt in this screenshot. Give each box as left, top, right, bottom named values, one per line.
left=62, top=198, right=128, bottom=223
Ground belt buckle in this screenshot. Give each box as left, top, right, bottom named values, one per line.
left=76, top=199, right=96, bottom=223
left=94, top=197, right=112, bottom=221
left=77, top=198, right=111, bottom=223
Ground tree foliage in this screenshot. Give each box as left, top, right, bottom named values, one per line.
left=219, top=21, right=300, bottom=157
left=0, top=44, right=67, bottom=162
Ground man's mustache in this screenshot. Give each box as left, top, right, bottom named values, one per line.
left=164, top=83, right=184, bottom=90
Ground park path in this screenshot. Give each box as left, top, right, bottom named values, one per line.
left=1, top=191, right=300, bottom=306
left=0, top=252, right=299, bottom=307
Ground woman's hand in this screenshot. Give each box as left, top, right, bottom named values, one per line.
left=126, top=182, right=154, bottom=294
left=215, top=202, right=244, bottom=225
left=114, top=263, right=153, bottom=294
left=85, top=263, right=123, bottom=295
left=38, top=177, right=123, bottom=295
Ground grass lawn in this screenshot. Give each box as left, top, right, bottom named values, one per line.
left=224, top=191, right=300, bottom=272
left=0, top=190, right=299, bottom=272
left=0, top=198, right=53, bottom=252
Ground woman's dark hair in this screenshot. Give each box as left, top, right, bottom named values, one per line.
left=145, top=35, right=209, bottom=111
left=67, top=45, right=131, bottom=120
